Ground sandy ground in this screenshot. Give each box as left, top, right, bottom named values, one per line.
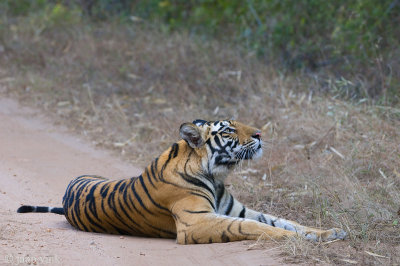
left=0, top=98, right=287, bottom=266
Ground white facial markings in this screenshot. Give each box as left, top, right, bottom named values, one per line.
left=200, top=120, right=263, bottom=174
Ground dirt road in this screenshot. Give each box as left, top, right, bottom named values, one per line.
left=0, top=98, right=285, bottom=265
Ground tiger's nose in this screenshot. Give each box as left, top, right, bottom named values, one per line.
left=252, top=131, right=261, bottom=139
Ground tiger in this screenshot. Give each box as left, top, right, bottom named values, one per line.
left=17, top=119, right=346, bottom=244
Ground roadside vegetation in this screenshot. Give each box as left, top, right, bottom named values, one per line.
left=0, top=1, right=399, bottom=264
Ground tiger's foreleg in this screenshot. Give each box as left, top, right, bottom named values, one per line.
left=172, top=197, right=296, bottom=244
left=175, top=213, right=297, bottom=244
left=215, top=186, right=347, bottom=241
left=241, top=208, right=346, bottom=241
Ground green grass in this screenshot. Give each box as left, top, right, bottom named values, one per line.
left=2, top=0, right=400, bottom=103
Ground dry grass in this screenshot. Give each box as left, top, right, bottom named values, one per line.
left=0, top=19, right=399, bottom=265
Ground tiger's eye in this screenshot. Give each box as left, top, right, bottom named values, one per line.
left=223, top=128, right=236, bottom=134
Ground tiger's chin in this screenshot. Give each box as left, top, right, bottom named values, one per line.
left=234, top=146, right=263, bottom=162
left=251, top=147, right=263, bottom=160
left=210, top=146, right=263, bottom=178
left=224, top=146, right=263, bottom=170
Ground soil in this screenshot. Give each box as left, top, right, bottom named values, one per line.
left=0, top=98, right=287, bottom=265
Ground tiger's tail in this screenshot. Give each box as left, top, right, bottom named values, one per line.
left=17, top=205, right=64, bottom=215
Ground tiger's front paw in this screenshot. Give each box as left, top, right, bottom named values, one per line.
left=320, top=228, right=347, bottom=241
left=303, top=228, right=347, bottom=242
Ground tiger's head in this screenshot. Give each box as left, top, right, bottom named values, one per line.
left=179, top=119, right=262, bottom=177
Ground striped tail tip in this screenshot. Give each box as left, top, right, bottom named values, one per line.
left=17, top=205, right=64, bottom=215
left=17, top=205, right=35, bottom=213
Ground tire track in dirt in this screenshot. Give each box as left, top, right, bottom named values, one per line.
left=0, top=98, right=286, bottom=265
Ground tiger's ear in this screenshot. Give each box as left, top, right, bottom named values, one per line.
left=179, top=123, right=205, bottom=148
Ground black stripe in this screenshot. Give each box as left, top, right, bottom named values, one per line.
left=200, top=172, right=215, bottom=186
left=108, top=191, right=130, bottom=231
left=206, top=139, right=217, bottom=153
left=225, top=140, right=233, bottom=147
left=100, top=189, right=117, bottom=222
left=126, top=187, right=147, bottom=221
left=73, top=179, right=90, bottom=195
left=172, top=143, right=179, bottom=158
left=224, top=195, right=234, bottom=215
left=172, top=213, right=191, bottom=227
left=239, top=207, right=246, bottom=218
left=161, top=144, right=176, bottom=174
left=50, top=207, right=64, bottom=215
left=191, top=235, right=199, bottom=244
left=100, top=183, right=110, bottom=198
left=83, top=204, right=107, bottom=232
left=215, top=155, right=232, bottom=165
left=178, top=172, right=215, bottom=199
left=17, top=205, right=35, bottom=213
left=74, top=179, right=92, bottom=203
left=231, top=140, right=238, bottom=149
left=144, top=168, right=156, bottom=189
left=73, top=199, right=89, bottom=232
left=158, top=175, right=189, bottom=189
left=214, top=135, right=224, bottom=149
left=63, top=180, right=75, bottom=204
left=258, top=214, right=267, bottom=224
left=154, top=157, right=159, bottom=176
left=107, top=190, right=116, bottom=214
left=189, top=192, right=215, bottom=210
left=70, top=179, right=91, bottom=232
left=107, top=189, right=139, bottom=233
left=66, top=190, right=75, bottom=209
left=145, top=222, right=176, bottom=237
left=183, top=210, right=211, bottom=214
left=35, top=206, right=49, bottom=212
left=86, top=183, right=99, bottom=219
left=113, top=180, right=124, bottom=192
left=116, top=194, right=142, bottom=233
left=131, top=181, right=154, bottom=214
left=215, top=184, right=225, bottom=210
left=149, top=162, right=158, bottom=185
left=227, top=219, right=236, bottom=235
left=238, top=220, right=258, bottom=237
left=183, top=150, right=194, bottom=177
left=138, top=175, right=169, bottom=213
left=221, top=231, right=230, bottom=242
left=67, top=205, right=80, bottom=228
left=193, top=119, right=207, bottom=126
left=113, top=227, right=130, bottom=235
left=118, top=180, right=127, bottom=192
left=123, top=179, right=134, bottom=211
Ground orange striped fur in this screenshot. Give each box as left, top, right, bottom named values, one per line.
left=18, top=120, right=346, bottom=244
